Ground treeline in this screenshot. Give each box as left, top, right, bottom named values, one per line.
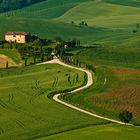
left=0, top=35, right=81, bottom=67
left=0, top=0, right=45, bottom=13
left=60, top=56, right=96, bottom=76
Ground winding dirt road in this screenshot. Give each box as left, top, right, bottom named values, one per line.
left=40, top=59, right=133, bottom=125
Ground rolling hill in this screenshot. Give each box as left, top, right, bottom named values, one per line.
left=56, top=1, right=140, bottom=29
left=0, top=63, right=107, bottom=139
left=40, top=125, right=140, bottom=140
left=0, top=0, right=140, bottom=46
left=0, top=0, right=140, bottom=139
left=1, top=0, right=138, bottom=64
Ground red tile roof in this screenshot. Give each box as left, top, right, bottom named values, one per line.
left=5, top=32, right=28, bottom=35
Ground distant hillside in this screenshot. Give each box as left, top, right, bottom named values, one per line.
left=0, top=0, right=45, bottom=12
left=105, top=0, right=140, bottom=7
left=0, top=0, right=140, bottom=46
left=0, top=0, right=140, bottom=13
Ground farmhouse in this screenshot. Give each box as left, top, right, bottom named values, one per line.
left=5, top=32, right=30, bottom=43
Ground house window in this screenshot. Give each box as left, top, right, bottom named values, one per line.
left=13, top=35, right=16, bottom=37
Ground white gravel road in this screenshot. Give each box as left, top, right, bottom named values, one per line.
left=40, top=59, right=134, bottom=126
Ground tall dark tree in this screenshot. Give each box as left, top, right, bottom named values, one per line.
left=6, top=61, right=8, bottom=69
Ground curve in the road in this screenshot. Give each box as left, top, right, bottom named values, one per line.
left=40, top=59, right=133, bottom=126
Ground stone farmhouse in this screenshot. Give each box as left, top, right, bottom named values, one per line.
left=5, top=32, right=31, bottom=43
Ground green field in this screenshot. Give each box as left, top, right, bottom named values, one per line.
left=56, top=1, right=140, bottom=29
left=0, top=0, right=140, bottom=45
left=70, top=47, right=140, bottom=68
left=40, top=124, right=140, bottom=140
left=0, top=0, right=140, bottom=139
left=0, top=63, right=108, bottom=139
left=0, top=16, right=116, bottom=44
left=62, top=45, right=140, bottom=125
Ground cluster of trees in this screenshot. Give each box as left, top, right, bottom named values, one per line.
left=79, top=21, right=88, bottom=26
left=86, top=64, right=96, bottom=75
left=0, top=0, right=45, bottom=13
left=119, top=110, right=133, bottom=123
left=0, top=38, right=53, bottom=66
left=0, top=35, right=82, bottom=67
left=67, top=39, right=80, bottom=48
left=55, top=37, right=80, bottom=48
left=55, top=38, right=80, bottom=56
left=60, top=55, right=95, bottom=73
left=61, top=56, right=82, bottom=67
left=19, top=45, right=53, bottom=66
left=71, top=21, right=88, bottom=27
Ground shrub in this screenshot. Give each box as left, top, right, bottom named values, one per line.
left=133, top=29, right=138, bottom=33
left=119, top=110, right=133, bottom=123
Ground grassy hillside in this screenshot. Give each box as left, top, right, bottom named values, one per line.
left=0, top=16, right=139, bottom=47
left=56, top=1, right=140, bottom=29
left=0, top=0, right=92, bottom=19
left=0, top=16, right=117, bottom=43
left=40, top=125, right=140, bottom=140
left=105, top=0, right=140, bottom=7
left=73, top=47, right=140, bottom=68
left=0, top=0, right=140, bottom=46
left=0, top=0, right=139, bottom=138
left=0, top=63, right=107, bottom=139
left=0, top=0, right=138, bottom=65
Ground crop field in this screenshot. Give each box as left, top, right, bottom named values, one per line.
left=90, top=68, right=140, bottom=120
left=62, top=67, right=140, bottom=124
left=0, top=63, right=108, bottom=139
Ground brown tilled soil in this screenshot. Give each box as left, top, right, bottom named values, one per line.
left=0, top=57, right=7, bottom=67
left=90, top=68, right=140, bottom=119
left=108, top=68, right=140, bottom=73
left=0, top=55, right=16, bottom=68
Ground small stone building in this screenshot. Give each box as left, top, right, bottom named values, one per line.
left=5, top=32, right=30, bottom=43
